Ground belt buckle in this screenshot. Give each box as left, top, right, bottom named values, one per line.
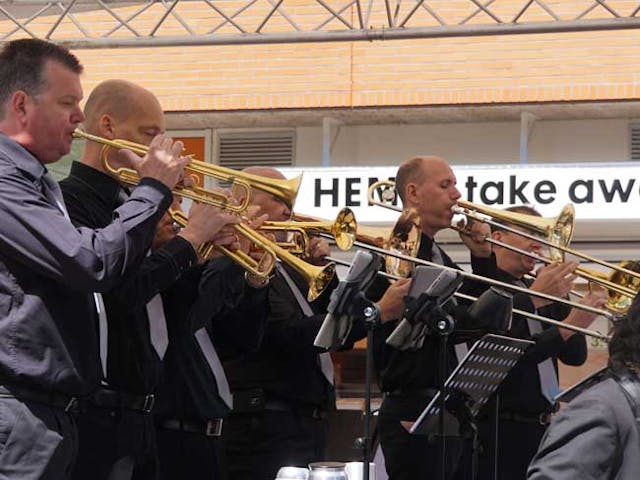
left=142, top=394, right=155, bottom=414
left=538, top=412, right=552, bottom=425
left=205, top=418, right=223, bottom=437
left=64, top=397, right=79, bottom=413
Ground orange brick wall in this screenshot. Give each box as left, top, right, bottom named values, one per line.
left=3, top=1, right=640, bottom=112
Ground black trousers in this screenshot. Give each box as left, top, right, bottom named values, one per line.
left=71, top=407, right=157, bottom=480
left=156, top=426, right=227, bottom=480
left=477, top=418, right=547, bottom=480
left=0, top=395, right=78, bottom=480
left=379, top=395, right=472, bottom=480
left=224, top=410, right=328, bottom=480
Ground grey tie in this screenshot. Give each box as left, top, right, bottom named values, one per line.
left=42, top=173, right=109, bottom=378
left=431, top=242, right=444, bottom=266
left=526, top=318, right=561, bottom=404
left=146, top=294, right=169, bottom=359
left=195, top=328, right=233, bottom=408
left=276, top=263, right=334, bottom=385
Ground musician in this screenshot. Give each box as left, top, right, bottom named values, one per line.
left=60, top=79, right=241, bottom=479
left=0, top=39, right=187, bottom=478
left=528, top=293, right=640, bottom=479
left=223, top=166, right=411, bottom=480
left=374, top=156, right=501, bottom=480
left=154, top=210, right=271, bottom=480
left=476, top=205, right=606, bottom=479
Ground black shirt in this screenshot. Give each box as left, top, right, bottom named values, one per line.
left=0, top=135, right=172, bottom=396
left=490, top=270, right=587, bottom=414
left=374, top=233, right=500, bottom=394
left=224, top=263, right=357, bottom=410
left=156, top=258, right=268, bottom=420
left=60, top=161, right=198, bottom=393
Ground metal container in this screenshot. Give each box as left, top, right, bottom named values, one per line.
left=275, top=466, right=309, bottom=480
left=308, top=462, right=348, bottom=480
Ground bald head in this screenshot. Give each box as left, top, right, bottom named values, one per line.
left=80, top=79, right=165, bottom=170
left=238, top=166, right=291, bottom=221
left=83, top=79, right=161, bottom=134
left=396, top=156, right=449, bottom=204
left=242, top=166, right=286, bottom=181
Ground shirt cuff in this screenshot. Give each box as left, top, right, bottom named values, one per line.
left=157, top=235, right=199, bottom=276
left=136, top=177, right=173, bottom=211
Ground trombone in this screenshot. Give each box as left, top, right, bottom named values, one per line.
left=72, top=129, right=301, bottom=212
left=368, top=179, right=640, bottom=312
left=326, top=256, right=610, bottom=341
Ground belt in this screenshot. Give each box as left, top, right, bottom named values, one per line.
left=385, top=388, right=438, bottom=398
left=263, top=399, right=326, bottom=420
left=86, top=388, right=155, bottom=414
left=0, top=384, right=79, bottom=413
left=499, top=411, right=553, bottom=425
left=159, top=418, right=223, bottom=437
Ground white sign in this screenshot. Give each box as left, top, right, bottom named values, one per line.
left=280, top=163, right=640, bottom=223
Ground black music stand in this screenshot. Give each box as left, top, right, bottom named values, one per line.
left=407, top=334, right=534, bottom=479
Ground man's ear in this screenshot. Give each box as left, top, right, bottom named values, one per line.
left=98, top=114, right=116, bottom=139
left=11, top=91, right=29, bottom=124
left=405, top=182, right=418, bottom=204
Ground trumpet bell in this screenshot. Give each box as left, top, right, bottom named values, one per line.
left=385, top=208, right=422, bottom=277
left=457, top=200, right=575, bottom=262
left=584, top=260, right=640, bottom=314
left=334, top=208, right=357, bottom=250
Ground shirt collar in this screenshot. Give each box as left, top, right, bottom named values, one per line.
left=67, top=161, right=122, bottom=209
left=0, top=132, right=48, bottom=180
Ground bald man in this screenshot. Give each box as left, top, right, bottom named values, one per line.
left=222, top=166, right=410, bottom=480
left=60, top=79, right=240, bottom=480
left=373, top=156, right=502, bottom=480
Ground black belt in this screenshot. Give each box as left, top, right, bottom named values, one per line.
left=385, top=388, right=438, bottom=398
left=159, top=418, right=223, bottom=437
left=86, top=388, right=155, bottom=414
left=499, top=411, right=553, bottom=425
left=263, top=399, right=326, bottom=420
left=0, top=384, right=79, bottom=413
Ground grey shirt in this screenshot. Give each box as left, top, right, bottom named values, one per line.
left=0, top=133, right=172, bottom=396
left=528, top=377, right=640, bottom=480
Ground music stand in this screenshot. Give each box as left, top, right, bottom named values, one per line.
left=407, top=334, right=533, bottom=479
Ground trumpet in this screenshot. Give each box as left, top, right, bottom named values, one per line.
left=169, top=209, right=336, bottom=302
left=72, top=129, right=301, bottom=213
left=367, top=179, right=640, bottom=312
left=260, top=208, right=358, bottom=255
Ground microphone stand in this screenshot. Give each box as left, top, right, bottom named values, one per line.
left=350, top=292, right=381, bottom=480
left=427, top=305, right=456, bottom=480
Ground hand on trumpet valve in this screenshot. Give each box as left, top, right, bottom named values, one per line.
left=456, top=217, right=492, bottom=258
left=239, top=205, right=270, bottom=261
left=121, top=134, right=190, bottom=190
left=559, top=290, right=607, bottom=341
left=530, top=262, right=579, bottom=308
left=177, top=200, right=240, bottom=254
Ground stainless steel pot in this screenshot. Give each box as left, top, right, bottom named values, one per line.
left=308, top=462, right=348, bottom=480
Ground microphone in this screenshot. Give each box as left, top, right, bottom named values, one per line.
left=314, top=251, right=383, bottom=350
left=386, top=265, right=463, bottom=350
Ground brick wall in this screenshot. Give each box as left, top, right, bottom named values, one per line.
left=3, top=1, right=640, bottom=111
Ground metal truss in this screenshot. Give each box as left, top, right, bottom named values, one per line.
left=2, top=0, right=640, bottom=49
